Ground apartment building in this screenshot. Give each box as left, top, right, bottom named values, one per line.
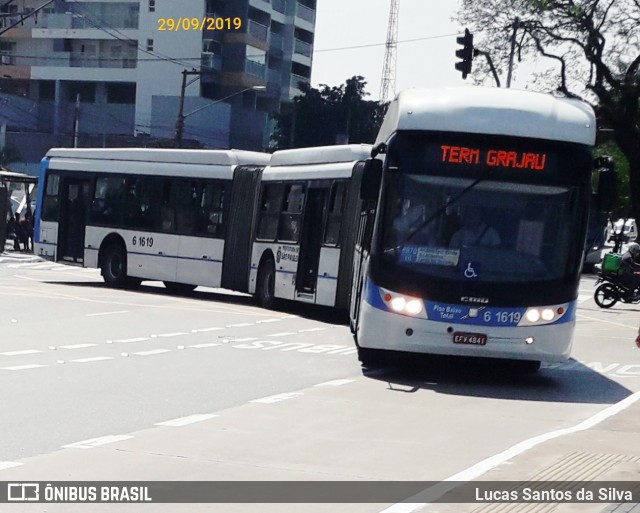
left=0, top=0, right=315, bottom=160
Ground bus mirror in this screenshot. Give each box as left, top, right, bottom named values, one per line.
left=594, top=156, right=616, bottom=213
left=361, top=159, right=382, bottom=201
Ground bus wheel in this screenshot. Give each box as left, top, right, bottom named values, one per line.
left=101, top=244, right=128, bottom=289
left=594, top=283, right=618, bottom=308
left=256, top=258, right=276, bottom=309
left=163, top=281, right=196, bottom=294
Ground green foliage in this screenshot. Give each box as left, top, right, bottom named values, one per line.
left=271, top=76, right=387, bottom=150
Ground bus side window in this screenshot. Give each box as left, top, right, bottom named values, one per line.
left=90, top=176, right=125, bottom=226
left=257, top=184, right=284, bottom=241
left=324, top=181, right=346, bottom=247
left=195, top=181, right=225, bottom=238
left=174, top=180, right=198, bottom=234
left=278, top=184, right=305, bottom=243
left=160, top=180, right=175, bottom=232
left=42, top=173, right=61, bottom=222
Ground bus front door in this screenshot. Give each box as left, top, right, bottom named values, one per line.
left=58, top=178, right=91, bottom=264
left=296, top=188, right=327, bottom=297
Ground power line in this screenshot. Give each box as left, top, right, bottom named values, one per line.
left=315, top=32, right=462, bottom=54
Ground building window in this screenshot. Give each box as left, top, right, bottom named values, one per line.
left=106, top=83, right=136, bottom=104
left=146, top=38, right=154, bottom=51
left=39, top=81, right=56, bottom=101
left=148, top=0, right=155, bottom=12
left=67, top=82, right=96, bottom=103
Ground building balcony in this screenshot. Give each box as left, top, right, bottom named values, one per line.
left=272, top=0, right=286, bottom=14
left=296, top=3, right=315, bottom=24
left=270, top=33, right=283, bottom=51
left=69, top=52, right=137, bottom=69
left=294, top=39, right=312, bottom=58
left=245, top=60, right=266, bottom=79
left=248, top=20, right=268, bottom=42
left=201, top=52, right=222, bottom=72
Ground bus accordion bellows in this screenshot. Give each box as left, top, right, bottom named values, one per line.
left=349, top=87, right=600, bottom=371
left=34, top=144, right=371, bottom=309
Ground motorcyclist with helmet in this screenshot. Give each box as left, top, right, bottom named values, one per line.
left=620, top=242, right=640, bottom=301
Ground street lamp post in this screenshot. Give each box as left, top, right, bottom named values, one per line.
left=174, top=74, right=265, bottom=147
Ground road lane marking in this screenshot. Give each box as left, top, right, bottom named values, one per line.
left=62, top=435, right=133, bottom=449
left=577, top=294, right=591, bottom=303
left=191, top=327, right=223, bottom=333
left=268, top=332, right=295, bottom=337
left=155, top=332, right=189, bottom=338
left=188, top=343, right=222, bottom=349
left=298, top=328, right=326, bottom=333
left=0, top=349, right=42, bottom=356
left=155, top=414, right=219, bottom=427
left=226, top=323, right=253, bottom=328
left=314, top=379, right=355, bottom=387
left=232, top=338, right=258, bottom=343
left=1, top=364, right=47, bottom=371
left=256, top=318, right=282, bottom=323
left=114, top=337, right=150, bottom=344
left=379, top=389, right=640, bottom=513
left=0, top=462, right=22, bottom=471
left=132, top=349, right=172, bottom=356
left=58, top=344, right=98, bottom=350
left=575, top=312, right=638, bottom=329
left=70, top=357, right=114, bottom=363
left=250, top=392, right=304, bottom=404
left=86, top=311, right=129, bottom=317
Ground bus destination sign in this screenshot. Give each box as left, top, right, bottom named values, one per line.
left=440, top=145, right=547, bottom=171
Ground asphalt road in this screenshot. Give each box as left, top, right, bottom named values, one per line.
left=0, top=251, right=639, bottom=513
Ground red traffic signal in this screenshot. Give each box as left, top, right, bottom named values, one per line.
left=455, top=28, right=474, bottom=79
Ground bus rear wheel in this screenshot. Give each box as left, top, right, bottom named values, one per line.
left=101, top=244, right=129, bottom=289
left=256, top=258, right=276, bottom=309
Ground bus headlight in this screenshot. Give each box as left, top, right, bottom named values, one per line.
left=379, top=289, right=424, bottom=316
left=519, top=304, right=569, bottom=326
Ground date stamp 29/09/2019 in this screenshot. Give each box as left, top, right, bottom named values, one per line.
left=157, top=17, right=242, bottom=32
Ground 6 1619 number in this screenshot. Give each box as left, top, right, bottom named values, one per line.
left=132, top=236, right=154, bottom=248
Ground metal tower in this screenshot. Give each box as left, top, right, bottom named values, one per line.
left=380, top=0, right=400, bottom=103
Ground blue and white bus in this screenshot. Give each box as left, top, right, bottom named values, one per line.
left=34, top=145, right=370, bottom=309
left=350, top=87, right=602, bottom=371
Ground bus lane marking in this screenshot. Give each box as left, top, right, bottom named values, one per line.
left=1, top=364, right=47, bottom=371
left=155, top=414, right=219, bottom=427
left=132, top=349, right=172, bottom=356
left=112, top=338, right=150, bottom=344
left=267, top=332, right=296, bottom=337
left=379, top=389, right=640, bottom=513
left=57, top=344, right=98, bottom=350
left=0, top=462, right=23, bottom=471
left=62, top=435, right=133, bottom=449
left=191, top=327, right=223, bottom=333
left=152, top=332, right=189, bottom=338
left=70, top=357, right=114, bottom=363
left=86, top=311, right=129, bottom=317
left=314, top=379, right=355, bottom=387
left=226, top=323, right=253, bottom=328
left=0, top=349, right=42, bottom=356
left=250, top=392, right=304, bottom=404
left=188, top=343, right=222, bottom=349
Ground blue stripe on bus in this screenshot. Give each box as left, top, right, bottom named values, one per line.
left=365, top=279, right=576, bottom=327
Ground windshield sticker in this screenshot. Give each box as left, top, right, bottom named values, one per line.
left=400, top=246, right=460, bottom=266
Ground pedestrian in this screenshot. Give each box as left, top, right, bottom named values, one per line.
left=7, top=212, right=23, bottom=251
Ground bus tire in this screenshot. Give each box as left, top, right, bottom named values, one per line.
left=163, top=281, right=196, bottom=294
left=594, top=283, right=618, bottom=308
left=256, top=258, right=276, bottom=309
left=101, top=244, right=129, bottom=289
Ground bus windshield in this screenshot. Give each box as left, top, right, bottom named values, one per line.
left=381, top=174, right=575, bottom=283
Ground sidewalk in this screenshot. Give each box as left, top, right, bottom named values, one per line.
left=422, top=396, right=640, bottom=512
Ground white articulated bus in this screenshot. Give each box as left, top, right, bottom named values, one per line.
left=34, top=144, right=371, bottom=309
left=349, top=87, right=613, bottom=371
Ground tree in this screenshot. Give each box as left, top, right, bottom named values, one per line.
left=271, top=76, right=387, bottom=150
left=455, top=0, right=640, bottom=221
left=0, top=144, right=22, bottom=168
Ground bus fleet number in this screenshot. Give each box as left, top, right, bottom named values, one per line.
left=132, top=236, right=154, bottom=248
left=483, top=311, right=521, bottom=324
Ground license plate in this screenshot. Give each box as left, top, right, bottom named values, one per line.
left=453, top=332, right=487, bottom=346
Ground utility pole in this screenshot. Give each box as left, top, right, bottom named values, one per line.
left=174, top=69, right=201, bottom=148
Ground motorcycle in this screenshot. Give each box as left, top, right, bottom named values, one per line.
left=593, top=270, right=640, bottom=308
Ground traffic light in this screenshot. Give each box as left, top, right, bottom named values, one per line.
left=455, top=28, right=474, bottom=79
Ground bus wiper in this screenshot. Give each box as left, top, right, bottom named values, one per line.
left=407, top=177, right=485, bottom=242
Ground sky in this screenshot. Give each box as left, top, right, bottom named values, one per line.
left=312, top=0, right=466, bottom=100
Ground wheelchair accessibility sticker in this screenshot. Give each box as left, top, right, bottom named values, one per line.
left=463, top=261, right=480, bottom=279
